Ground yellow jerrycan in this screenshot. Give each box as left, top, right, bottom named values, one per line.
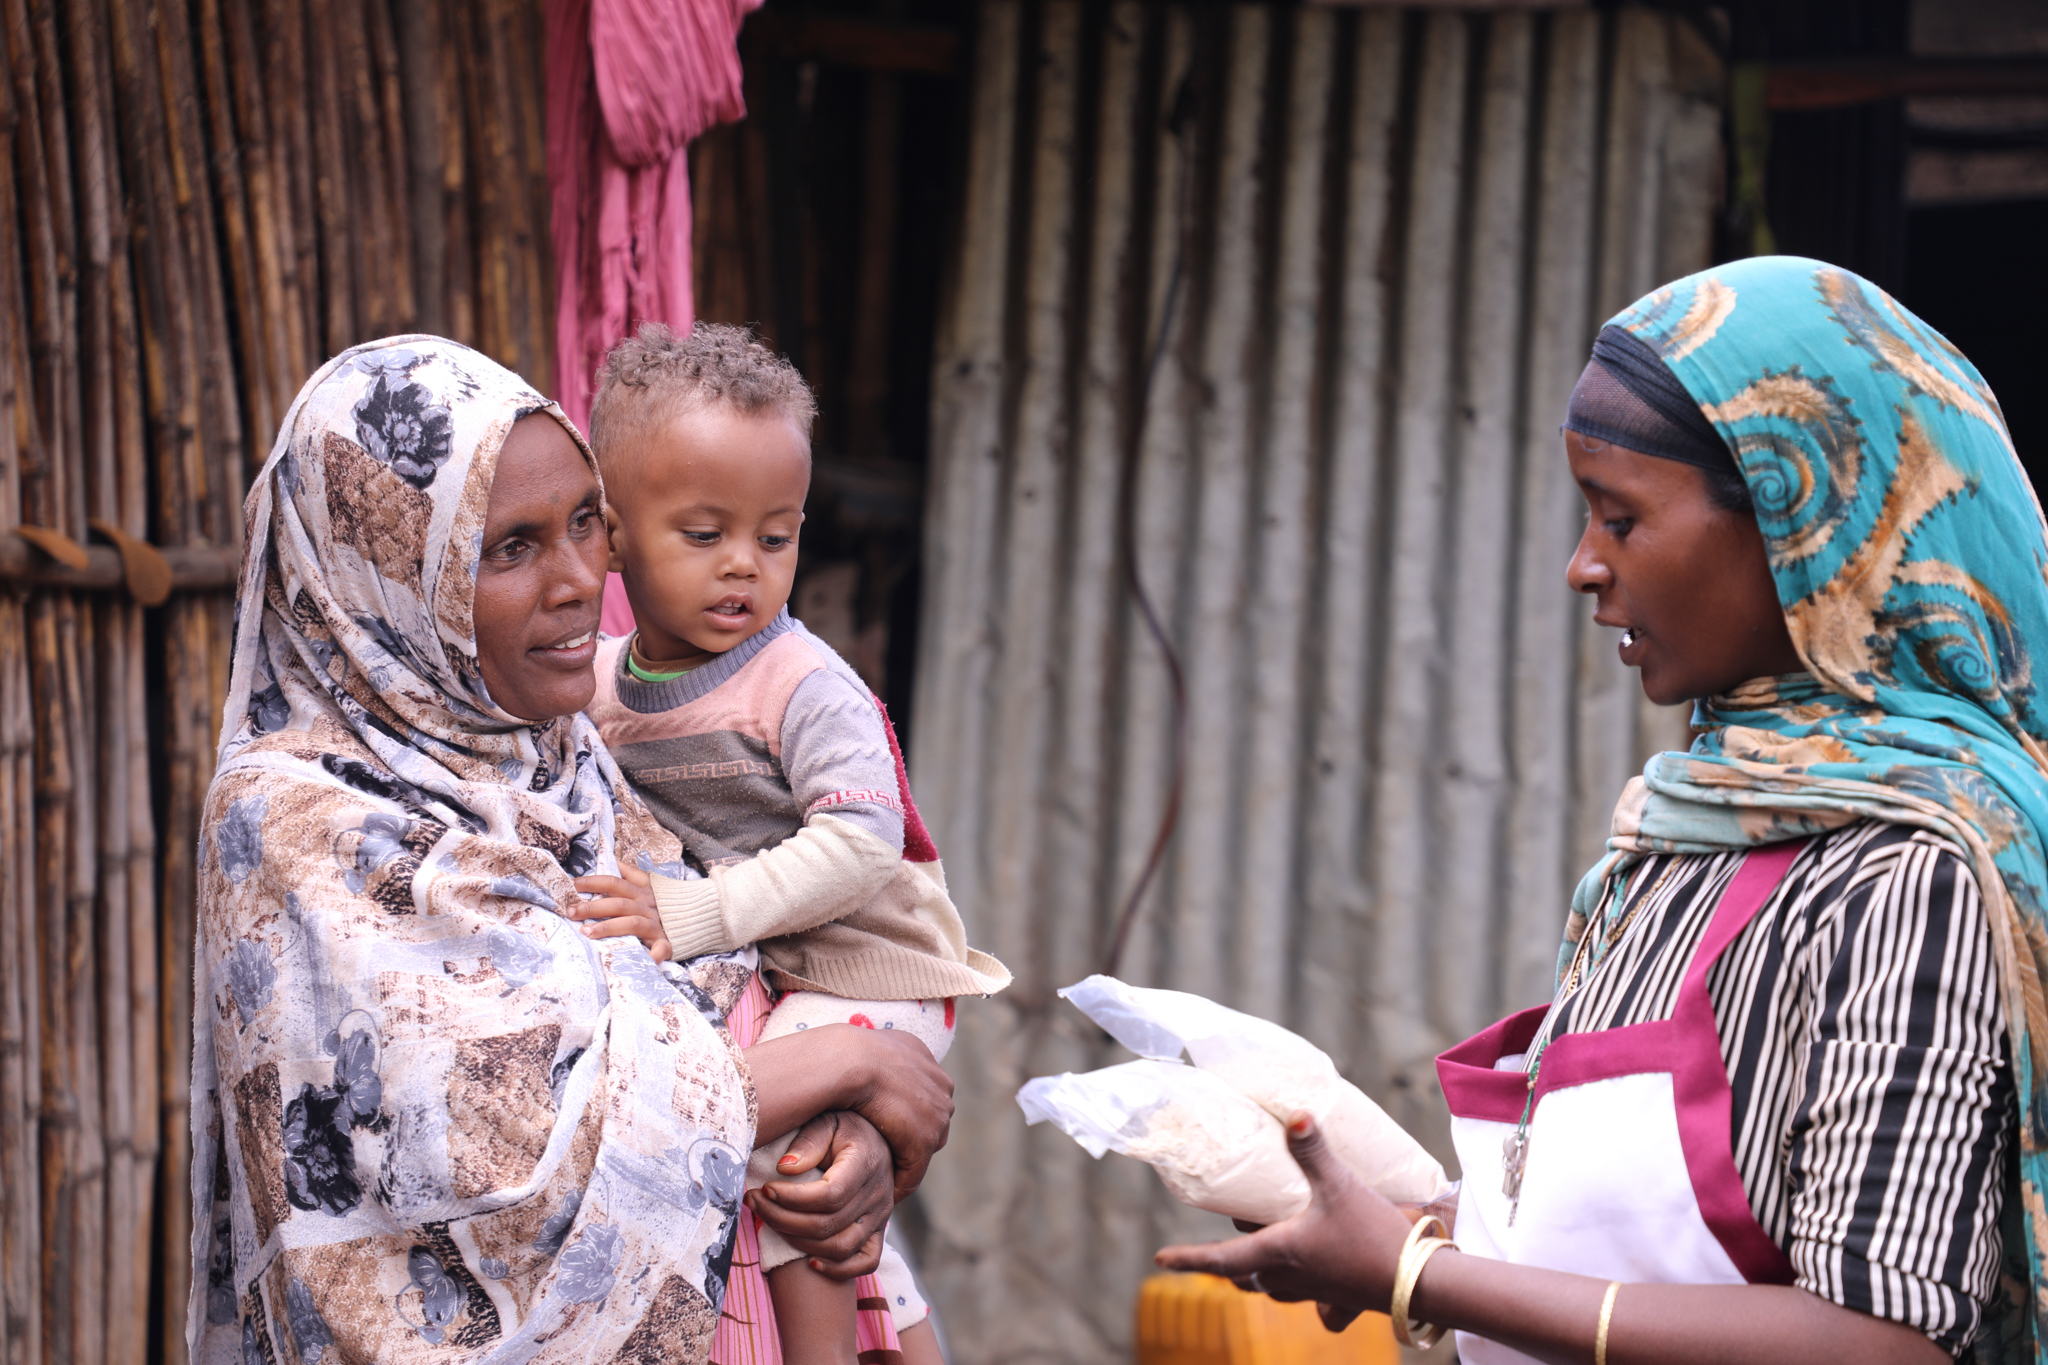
left=1135, top=1273, right=1399, bottom=1365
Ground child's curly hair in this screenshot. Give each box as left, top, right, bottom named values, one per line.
left=588, top=322, right=816, bottom=473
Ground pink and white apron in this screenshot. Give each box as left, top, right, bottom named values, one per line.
left=1435, top=840, right=1806, bottom=1365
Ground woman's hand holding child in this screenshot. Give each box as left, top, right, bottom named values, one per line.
left=750, top=1112, right=896, bottom=1279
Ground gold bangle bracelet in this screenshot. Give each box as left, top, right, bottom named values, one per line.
left=1594, top=1281, right=1620, bottom=1365
left=1389, top=1215, right=1454, bottom=1349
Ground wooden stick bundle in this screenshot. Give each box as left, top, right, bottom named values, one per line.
left=1, top=18, right=44, bottom=1356
left=195, top=0, right=277, bottom=459
left=154, top=0, right=246, bottom=540
left=258, top=0, right=321, bottom=382
left=438, top=0, right=475, bottom=349
left=0, top=4, right=559, bottom=1361
left=0, top=588, right=39, bottom=1365
left=218, top=0, right=305, bottom=424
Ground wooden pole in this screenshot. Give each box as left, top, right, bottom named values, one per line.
left=63, top=0, right=117, bottom=538
left=61, top=598, right=108, bottom=1365
left=304, top=0, right=358, bottom=353
left=30, top=594, right=102, bottom=1365
left=466, top=0, right=551, bottom=388
left=513, top=0, right=553, bottom=389
left=335, top=0, right=387, bottom=334
left=0, top=587, right=37, bottom=1365
left=0, top=19, right=43, bottom=1362
left=439, top=0, right=473, bottom=347
left=462, top=0, right=509, bottom=370
left=396, top=0, right=447, bottom=337
left=106, top=0, right=200, bottom=549
left=22, top=0, right=79, bottom=543
left=8, top=0, right=61, bottom=540
left=14, top=10, right=96, bottom=1355
left=82, top=27, right=150, bottom=1364
left=153, top=0, right=246, bottom=541
left=62, top=12, right=148, bottom=1363
left=258, top=0, right=320, bottom=378
left=87, top=592, right=138, bottom=1365
left=363, top=0, right=416, bottom=334
left=221, top=0, right=303, bottom=423
left=116, top=600, right=156, bottom=1365
left=194, top=0, right=276, bottom=458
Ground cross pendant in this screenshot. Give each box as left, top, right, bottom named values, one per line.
left=1502, top=1129, right=1528, bottom=1226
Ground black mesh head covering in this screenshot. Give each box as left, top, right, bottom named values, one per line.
left=1563, top=325, right=1737, bottom=475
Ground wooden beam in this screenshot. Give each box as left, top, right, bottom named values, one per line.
left=0, top=538, right=239, bottom=594
left=1767, top=57, right=2048, bottom=111
left=743, top=12, right=959, bottom=75
left=1308, top=0, right=1586, bottom=8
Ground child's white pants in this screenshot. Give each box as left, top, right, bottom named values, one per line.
left=749, top=992, right=955, bottom=1332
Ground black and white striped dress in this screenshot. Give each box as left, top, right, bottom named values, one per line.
left=1533, top=819, right=2012, bottom=1354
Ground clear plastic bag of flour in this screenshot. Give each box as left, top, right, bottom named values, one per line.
left=1057, top=975, right=1453, bottom=1205
left=1016, top=1059, right=1311, bottom=1225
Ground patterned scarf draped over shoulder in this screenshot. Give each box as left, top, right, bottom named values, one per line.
left=1570, top=256, right=2048, bottom=1360
left=191, top=336, right=755, bottom=1365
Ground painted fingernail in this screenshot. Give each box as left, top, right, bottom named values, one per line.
left=1288, top=1115, right=1311, bottom=1136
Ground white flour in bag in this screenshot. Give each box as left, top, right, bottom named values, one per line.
left=1016, top=1059, right=1311, bottom=1225
left=1120, top=1101, right=1311, bottom=1226
left=1058, top=975, right=1453, bottom=1206
left=1194, top=1050, right=1448, bottom=1205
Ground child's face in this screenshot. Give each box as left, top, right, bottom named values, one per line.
left=605, top=405, right=810, bottom=664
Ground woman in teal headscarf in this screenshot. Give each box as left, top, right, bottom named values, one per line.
left=1158, top=255, right=2048, bottom=1365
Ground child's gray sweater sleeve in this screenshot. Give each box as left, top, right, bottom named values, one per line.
left=779, top=669, right=905, bottom=853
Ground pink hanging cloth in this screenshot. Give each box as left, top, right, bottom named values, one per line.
left=546, top=0, right=762, bottom=636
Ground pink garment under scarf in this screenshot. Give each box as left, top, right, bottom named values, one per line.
left=546, top=0, right=760, bottom=635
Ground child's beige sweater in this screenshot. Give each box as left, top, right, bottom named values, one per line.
left=585, top=611, right=1008, bottom=1000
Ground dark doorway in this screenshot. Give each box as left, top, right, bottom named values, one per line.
left=689, top=1, right=968, bottom=755
left=1905, top=199, right=2048, bottom=488
left=1718, top=0, right=2048, bottom=492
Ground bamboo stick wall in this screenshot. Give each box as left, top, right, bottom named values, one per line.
left=0, top=1, right=552, bottom=1360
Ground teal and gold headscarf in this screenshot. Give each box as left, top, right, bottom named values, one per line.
left=1567, top=255, right=2048, bottom=1359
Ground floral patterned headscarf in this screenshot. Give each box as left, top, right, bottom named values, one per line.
left=191, top=337, right=754, bottom=1365
left=1565, top=258, right=2048, bottom=1361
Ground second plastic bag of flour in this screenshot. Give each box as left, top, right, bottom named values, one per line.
left=1016, top=1059, right=1311, bottom=1225
left=1061, top=975, right=1452, bottom=1205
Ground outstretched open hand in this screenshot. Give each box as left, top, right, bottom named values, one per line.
left=1153, top=1114, right=1418, bottom=1332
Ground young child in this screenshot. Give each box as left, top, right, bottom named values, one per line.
left=576, top=321, right=1008, bottom=1365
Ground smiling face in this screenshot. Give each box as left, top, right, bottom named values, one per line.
left=603, top=404, right=810, bottom=667
left=1564, top=430, right=1804, bottom=705
left=472, top=414, right=609, bottom=720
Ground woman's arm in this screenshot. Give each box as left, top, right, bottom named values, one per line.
left=745, top=1021, right=953, bottom=1199
left=736, top=1022, right=954, bottom=1280
left=1158, top=1116, right=1946, bottom=1365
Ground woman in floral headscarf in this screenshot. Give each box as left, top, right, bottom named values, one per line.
left=190, top=337, right=948, bottom=1364
left=1160, top=257, right=2048, bottom=1365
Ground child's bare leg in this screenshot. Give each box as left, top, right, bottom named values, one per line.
left=765, top=1258, right=860, bottom=1365
left=896, top=1319, right=944, bottom=1365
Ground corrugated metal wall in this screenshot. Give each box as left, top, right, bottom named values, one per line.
left=906, top=4, right=1722, bottom=1360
